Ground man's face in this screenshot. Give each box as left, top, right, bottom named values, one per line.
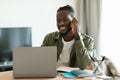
left=56, top=10, right=72, bottom=35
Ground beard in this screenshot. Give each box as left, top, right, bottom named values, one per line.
left=60, top=22, right=72, bottom=36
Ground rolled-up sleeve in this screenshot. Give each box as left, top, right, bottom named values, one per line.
left=74, top=35, right=94, bottom=69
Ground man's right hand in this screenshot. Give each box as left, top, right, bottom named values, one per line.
left=70, top=18, right=80, bottom=38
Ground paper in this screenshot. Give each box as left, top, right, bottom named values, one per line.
left=97, top=75, right=112, bottom=79
left=57, top=66, right=79, bottom=72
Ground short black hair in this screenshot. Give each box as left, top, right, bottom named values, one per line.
left=57, top=5, right=74, bottom=14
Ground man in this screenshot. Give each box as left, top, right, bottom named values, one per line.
left=41, top=5, right=94, bottom=70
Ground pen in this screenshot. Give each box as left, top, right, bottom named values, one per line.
left=93, top=56, right=105, bottom=74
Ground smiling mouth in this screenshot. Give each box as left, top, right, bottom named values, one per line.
left=60, top=27, right=66, bottom=30
left=59, top=26, right=67, bottom=34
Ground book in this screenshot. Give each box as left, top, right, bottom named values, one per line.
left=60, top=72, right=77, bottom=78
left=57, top=66, right=95, bottom=78
left=71, top=69, right=95, bottom=77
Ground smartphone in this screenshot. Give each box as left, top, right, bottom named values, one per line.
left=68, top=15, right=73, bottom=21
left=68, top=15, right=80, bottom=32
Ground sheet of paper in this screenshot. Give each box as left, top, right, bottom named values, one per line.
left=97, top=75, right=112, bottom=79
left=57, top=66, right=79, bottom=72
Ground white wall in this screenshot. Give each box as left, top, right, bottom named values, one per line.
left=0, top=0, right=77, bottom=46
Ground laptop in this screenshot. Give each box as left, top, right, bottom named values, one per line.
left=13, top=46, right=57, bottom=78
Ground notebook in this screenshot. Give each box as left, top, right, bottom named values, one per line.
left=13, top=46, right=57, bottom=78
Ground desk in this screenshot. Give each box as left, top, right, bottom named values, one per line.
left=0, top=71, right=103, bottom=80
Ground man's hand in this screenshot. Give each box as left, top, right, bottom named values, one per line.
left=85, top=63, right=94, bottom=70
left=70, top=18, right=80, bottom=37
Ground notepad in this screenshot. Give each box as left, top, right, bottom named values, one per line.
left=57, top=66, right=95, bottom=78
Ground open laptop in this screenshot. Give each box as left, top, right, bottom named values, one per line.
left=13, top=46, right=57, bottom=78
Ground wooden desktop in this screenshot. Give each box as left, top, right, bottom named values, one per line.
left=0, top=71, right=103, bottom=80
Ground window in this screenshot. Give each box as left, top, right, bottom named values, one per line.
left=100, top=0, right=120, bottom=72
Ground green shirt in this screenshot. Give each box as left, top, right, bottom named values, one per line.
left=41, top=31, right=94, bottom=69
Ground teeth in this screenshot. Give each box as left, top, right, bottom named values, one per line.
left=60, top=27, right=65, bottom=30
